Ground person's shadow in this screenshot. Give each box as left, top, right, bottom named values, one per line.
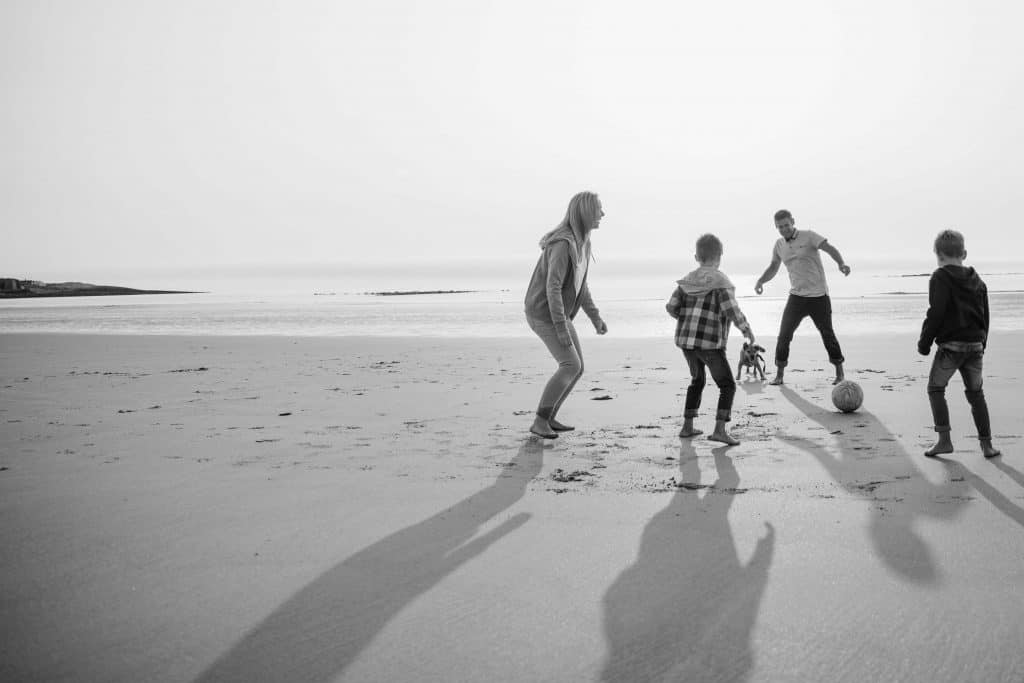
left=600, top=443, right=775, bottom=682
left=778, top=386, right=969, bottom=583
left=194, top=440, right=545, bottom=683
left=937, top=457, right=1024, bottom=529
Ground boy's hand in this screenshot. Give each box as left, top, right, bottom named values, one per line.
left=754, top=282, right=764, bottom=295
left=917, top=343, right=930, bottom=356
left=594, top=319, right=608, bottom=335
left=839, top=264, right=851, bottom=276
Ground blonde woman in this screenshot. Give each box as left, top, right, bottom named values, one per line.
left=524, top=191, right=608, bottom=438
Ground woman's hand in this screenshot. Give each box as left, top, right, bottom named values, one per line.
left=595, top=319, right=608, bottom=335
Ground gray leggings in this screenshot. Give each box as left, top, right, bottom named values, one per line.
left=528, top=316, right=583, bottom=420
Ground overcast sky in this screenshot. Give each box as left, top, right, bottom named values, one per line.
left=3, top=0, right=1022, bottom=278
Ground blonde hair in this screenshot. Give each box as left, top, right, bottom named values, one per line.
left=556, top=191, right=601, bottom=242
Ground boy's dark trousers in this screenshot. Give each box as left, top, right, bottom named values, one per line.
left=682, top=348, right=736, bottom=421
left=775, top=294, right=845, bottom=367
left=927, top=344, right=992, bottom=439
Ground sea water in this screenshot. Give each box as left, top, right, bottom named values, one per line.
left=2, top=263, right=1023, bottom=338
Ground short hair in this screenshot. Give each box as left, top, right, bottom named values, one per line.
left=934, top=229, right=966, bottom=258
left=774, top=209, right=793, bottom=222
left=696, top=233, right=723, bottom=262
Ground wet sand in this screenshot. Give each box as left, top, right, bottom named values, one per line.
left=1, top=332, right=1023, bottom=682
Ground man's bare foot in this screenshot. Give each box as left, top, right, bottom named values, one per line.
left=549, top=419, right=575, bottom=432
left=529, top=418, right=557, bottom=439
left=768, top=376, right=784, bottom=386
left=678, top=427, right=704, bottom=438
left=924, top=439, right=954, bottom=457
left=708, top=431, right=740, bottom=446
left=981, top=441, right=1002, bottom=458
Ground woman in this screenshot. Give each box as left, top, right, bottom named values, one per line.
left=524, top=191, right=608, bottom=438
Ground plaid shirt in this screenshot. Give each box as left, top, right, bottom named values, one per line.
left=666, top=285, right=751, bottom=350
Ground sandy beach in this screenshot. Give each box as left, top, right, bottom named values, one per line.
left=2, top=331, right=1023, bottom=682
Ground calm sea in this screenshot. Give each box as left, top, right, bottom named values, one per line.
left=2, top=263, right=1023, bottom=338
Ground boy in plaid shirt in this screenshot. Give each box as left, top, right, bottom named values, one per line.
left=666, top=234, right=756, bottom=445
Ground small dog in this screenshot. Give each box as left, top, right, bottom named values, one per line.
left=736, top=342, right=767, bottom=381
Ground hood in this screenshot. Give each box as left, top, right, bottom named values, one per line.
left=539, top=225, right=587, bottom=267
left=677, top=266, right=735, bottom=295
left=938, top=265, right=984, bottom=294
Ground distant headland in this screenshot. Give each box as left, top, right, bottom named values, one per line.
left=0, top=278, right=197, bottom=298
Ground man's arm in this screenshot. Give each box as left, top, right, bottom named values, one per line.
left=819, top=240, right=851, bottom=276
left=754, top=251, right=782, bottom=295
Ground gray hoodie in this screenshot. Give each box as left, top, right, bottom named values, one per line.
left=524, top=225, right=600, bottom=332
left=676, top=265, right=736, bottom=296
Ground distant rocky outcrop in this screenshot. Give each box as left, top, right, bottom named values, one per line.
left=0, top=278, right=196, bottom=298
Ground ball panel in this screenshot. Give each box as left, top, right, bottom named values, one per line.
left=831, top=380, right=864, bottom=413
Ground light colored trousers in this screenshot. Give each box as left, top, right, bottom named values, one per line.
left=527, top=316, right=583, bottom=420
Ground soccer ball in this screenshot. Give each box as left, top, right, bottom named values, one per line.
left=832, top=380, right=864, bottom=413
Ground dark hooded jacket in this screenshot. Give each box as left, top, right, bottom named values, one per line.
left=524, top=225, right=600, bottom=332
left=918, top=265, right=989, bottom=353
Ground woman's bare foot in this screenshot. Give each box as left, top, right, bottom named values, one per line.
left=924, top=436, right=954, bottom=457
left=708, top=430, right=740, bottom=446
left=529, top=418, right=557, bottom=439
left=549, top=418, right=575, bottom=432
left=678, top=427, right=704, bottom=438
left=981, top=440, right=1002, bottom=458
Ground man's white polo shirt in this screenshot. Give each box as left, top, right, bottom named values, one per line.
left=774, top=230, right=829, bottom=297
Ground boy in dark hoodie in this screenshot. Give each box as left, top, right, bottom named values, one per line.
left=667, top=234, right=756, bottom=445
left=918, top=229, right=1001, bottom=458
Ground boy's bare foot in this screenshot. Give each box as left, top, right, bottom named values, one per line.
left=678, top=428, right=704, bottom=438
left=981, top=440, right=1002, bottom=458
left=924, top=438, right=954, bottom=457
left=708, top=431, right=740, bottom=446
left=549, top=419, right=575, bottom=432
left=529, top=418, right=557, bottom=439
left=833, top=365, right=845, bottom=385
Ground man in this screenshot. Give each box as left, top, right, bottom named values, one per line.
left=755, top=209, right=851, bottom=385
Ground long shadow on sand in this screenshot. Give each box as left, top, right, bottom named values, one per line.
left=601, top=443, right=774, bottom=682
left=937, top=458, right=1024, bottom=529
left=194, top=440, right=545, bottom=683
left=778, top=386, right=969, bottom=584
